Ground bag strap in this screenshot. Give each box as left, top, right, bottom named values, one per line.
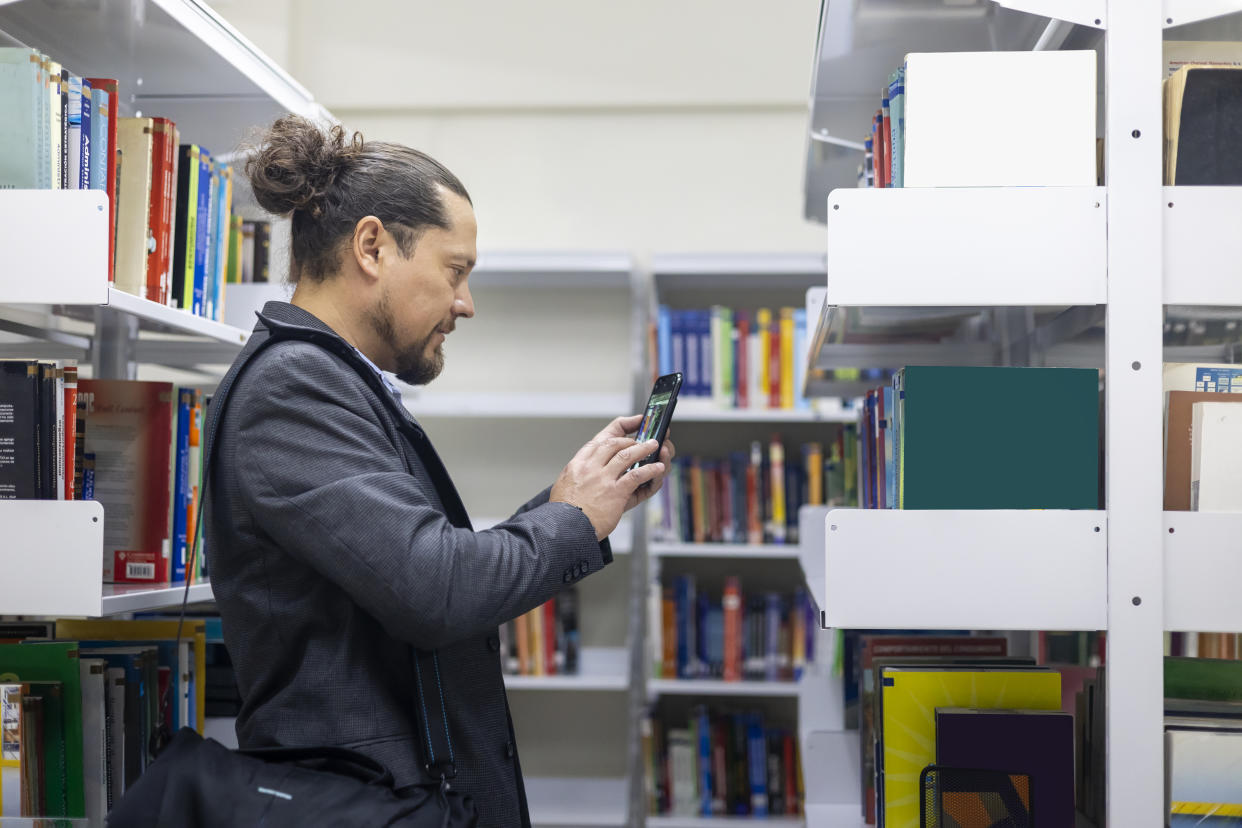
left=172, top=312, right=459, bottom=783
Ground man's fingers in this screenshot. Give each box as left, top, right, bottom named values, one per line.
left=591, top=436, right=638, bottom=464
left=608, top=439, right=658, bottom=476
left=596, top=413, right=643, bottom=441
left=624, top=461, right=665, bottom=492
left=659, top=436, right=676, bottom=463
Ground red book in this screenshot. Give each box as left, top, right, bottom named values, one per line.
left=85, top=78, right=119, bottom=283
left=661, top=587, right=676, bottom=678
left=62, top=364, right=77, bottom=500
left=767, top=324, right=781, bottom=409
left=543, top=599, right=558, bottom=676
left=79, top=379, right=176, bottom=583
left=881, top=92, right=892, bottom=188
left=872, top=110, right=886, bottom=189
left=146, top=117, right=177, bottom=305
left=746, top=443, right=762, bottom=544
left=735, top=313, right=750, bottom=409
left=722, top=577, right=742, bottom=681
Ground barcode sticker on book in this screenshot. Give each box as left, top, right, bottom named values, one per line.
left=126, top=562, right=155, bottom=580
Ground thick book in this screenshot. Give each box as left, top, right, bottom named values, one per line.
left=935, top=707, right=1075, bottom=828
left=78, top=380, right=176, bottom=583
left=0, top=361, right=40, bottom=499
left=169, top=388, right=192, bottom=582
left=897, top=366, right=1100, bottom=509
left=878, top=665, right=1058, bottom=828
left=1167, top=391, right=1242, bottom=510
left=1164, top=65, right=1242, bottom=185
left=1191, top=401, right=1242, bottom=510
left=145, top=118, right=177, bottom=305
left=192, top=151, right=213, bottom=314
left=113, top=119, right=154, bottom=298
left=79, top=659, right=107, bottom=824
left=0, top=48, right=44, bottom=188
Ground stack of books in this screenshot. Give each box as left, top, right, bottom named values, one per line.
left=653, top=306, right=811, bottom=411
left=499, top=588, right=580, bottom=677
left=0, top=47, right=273, bottom=321
left=643, top=706, right=801, bottom=818
left=648, top=577, right=814, bottom=683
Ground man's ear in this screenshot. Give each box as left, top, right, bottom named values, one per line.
left=352, top=216, right=385, bottom=282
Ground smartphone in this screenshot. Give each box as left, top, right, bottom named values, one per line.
left=630, top=372, right=682, bottom=470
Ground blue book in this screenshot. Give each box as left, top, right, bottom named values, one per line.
left=674, top=574, right=696, bottom=678
left=657, top=305, right=673, bottom=377
left=192, top=151, right=212, bottom=315
left=683, top=310, right=700, bottom=396
left=170, top=388, right=191, bottom=582
left=764, top=593, right=781, bottom=681
left=670, top=309, right=687, bottom=386
left=696, top=707, right=713, bottom=816
left=88, top=84, right=107, bottom=191
left=82, top=452, right=95, bottom=500
left=697, top=310, right=713, bottom=399
left=66, top=75, right=83, bottom=190
left=78, top=79, right=91, bottom=190
left=793, top=308, right=809, bottom=410
left=212, top=165, right=230, bottom=321
left=746, top=714, right=769, bottom=816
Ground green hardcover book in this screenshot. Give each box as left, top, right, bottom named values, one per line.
left=1165, top=656, right=1242, bottom=701
left=897, top=366, right=1100, bottom=509
left=0, top=642, right=84, bottom=817
left=23, top=682, right=68, bottom=817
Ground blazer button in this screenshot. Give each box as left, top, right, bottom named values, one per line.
left=487, top=636, right=500, bottom=652
left=505, top=741, right=515, bottom=759
left=562, top=569, right=572, bottom=583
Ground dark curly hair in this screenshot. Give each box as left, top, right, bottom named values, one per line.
left=245, top=115, right=471, bottom=283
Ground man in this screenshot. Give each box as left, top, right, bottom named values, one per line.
left=205, top=117, right=671, bottom=826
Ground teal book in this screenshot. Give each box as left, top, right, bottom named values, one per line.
left=0, top=642, right=85, bottom=816
left=898, top=366, right=1099, bottom=509
left=0, top=47, right=45, bottom=188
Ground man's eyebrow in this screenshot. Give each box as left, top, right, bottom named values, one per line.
left=448, top=253, right=476, bottom=269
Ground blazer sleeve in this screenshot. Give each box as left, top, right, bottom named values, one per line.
left=232, top=345, right=609, bottom=651
left=510, top=486, right=613, bottom=564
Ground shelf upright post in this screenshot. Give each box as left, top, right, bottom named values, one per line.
left=627, top=263, right=652, bottom=828
left=1104, top=0, right=1165, bottom=824
left=92, top=306, right=138, bottom=380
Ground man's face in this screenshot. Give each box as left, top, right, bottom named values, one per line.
left=368, top=188, right=477, bottom=385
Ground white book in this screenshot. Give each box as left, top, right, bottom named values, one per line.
left=668, top=728, right=698, bottom=816
left=105, top=666, right=126, bottom=807
left=648, top=578, right=663, bottom=677
left=1191, top=401, right=1242, bottom=511
left=0, top=684, right=20, bottom=816
left=747, top=332, right=762, bottom=410
left=80, top=659, right=107, bottom=825
left=1166, top=729, right=1242, bottom=814
left=66, top=75, right=82, bottom=190
left=902, top=50, right=1097, bottom=188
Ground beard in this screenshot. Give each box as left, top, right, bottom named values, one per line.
left=367, top=290, right=446, bottom=387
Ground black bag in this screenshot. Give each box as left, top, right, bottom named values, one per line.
left=108, top=320, right=479, bottom=827
left=107, top=727, right=475, bottom=827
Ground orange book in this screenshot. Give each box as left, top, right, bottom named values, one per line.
left=804, top=442, right=823, bottom=506
left=530, top=606, right=545, bottom=676
left=515, top=612, right=530, bottom=676
left=747, top=441, right=763, bottom=544
left=770, top=437, right=787, bottom=544
left=779, top=308, right=795, bottom=409
left=722, top=577, right=742, bottom=681
left=543, top=599, right=558, bottom=676
left=661, top=587, right=676, bottom=678
left=146, top=117, right=177, bottom=304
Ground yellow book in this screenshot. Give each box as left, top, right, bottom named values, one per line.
left=879, top=667, right=1061, bottom=828
left=54, top=619, right=207, bottom=734
left=805, top=442, right=823, bottom=506
left=114, top=118, right=155, bottom=298
left=529, top=608, right=545, bottom=677
left=769, top=438, right=786, bottom=543
left=779, top=307, right=795, bottom=409
left=756, top=309, right=772, bottom=410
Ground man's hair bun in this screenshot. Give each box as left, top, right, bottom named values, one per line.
left=245, top=115, right=362, bottom=219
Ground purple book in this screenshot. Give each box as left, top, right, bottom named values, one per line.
left=935, top=707, right=1075, bottom=828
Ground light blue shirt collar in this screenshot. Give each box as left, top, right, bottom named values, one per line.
left=350, top=345, right=403, bottom=401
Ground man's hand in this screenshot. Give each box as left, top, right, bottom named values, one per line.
left=549, top=414, right=671, bottom=540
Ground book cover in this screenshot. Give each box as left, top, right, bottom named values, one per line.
left=756, top=309, right=772, bottom=409
left=879, top=667, right=1060, bottom=828
left=889, top=64, right=906, bottom=187
left=78, top=380, right=175, bottom=583
left=722, top=577, right=742, bottom=682
left=779, top=308, right=794, bottom=409
left=0, top=48, right=44, bottom=188
left=1165, top=66, right=1242, bottom=185
left=170, top=388, right=191, bottom=582
left=935, top=707, right=1075, bottom=828
left=668, top=728, right=697, bottom=816
left=36, top=363, right=55, bottom=500
left=145, top=118, right=176, bottom=306
left=899, top=366, right=1099, bottom=509
left=0, top=643, right=84, bottom=817
left=192, top=151, right=212, bottom=315
left=769, top=437, right=786, bottom=543
left=746, top=713, right=768, bottom=816
left=172, top=144, right=201, bottom=311
left=113, top=119, right=154, bottom=298
left=0, top=361, right=40, bottom=499
left=1166, top=728, right=1242, bottom=824
left=1191, top=401, right=1242, bottom=510
left=84, top=79, right=119, bottom=282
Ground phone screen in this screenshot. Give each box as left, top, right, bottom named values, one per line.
left=631, top=372, right=682, bottom=470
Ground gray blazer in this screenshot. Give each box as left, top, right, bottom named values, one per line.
left=204, top=301, right=612, bottom=827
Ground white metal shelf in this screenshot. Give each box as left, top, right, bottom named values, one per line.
left=526, top=777, right=628, bottom=827
left=672, top=398, right=857, bottom=423
left=403, top=390, right=632, bottom=420
left=651, top=253, right=826, bottom=292
left=101, top=582, right=215, bottom=615
left=648, top=543, right=800, bottom=560
left=1164, top=511, right=1242, bottom=633
left=469, top=252, right=634, bottom=289
left=0, top=0, right=329, bottom=155
left=504, top=647, right=629, bottom=692
left=822, top=509, right=1108, bottom=631
left=825, top=187, right=1107, bottom=307
left=647, top=679, right=802, bottom=698
left=1163, top=186, right=1242, bottom=306
left=1, top=501, right=105, bottom=616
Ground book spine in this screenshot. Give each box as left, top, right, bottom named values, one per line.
left=77, top=79, right=91, bottom=190
left=723, top=577, right=742, bottom=681
left=226, top=215, right=244, bottom=284
left=793, top=308, right=808, bottom=410
left=747, top=441, right=762, bottom=544
left=171, top=388, right=191, bottom=582
left=173, top=145, right=197, bottom=310
left=769, top=438, right=786, bottom=543
left=765, top=594, right=781, bottom=681
left=736, top=313, right=750, bottom=409
left=779, top=308, right=795, bottom=409
left=213, top=166, right=232, bottom=320
left=52, top=365, right=64, bottom=501
left=85, top=79, right=119, bottom=283
left=792, top=590, right=807, bottom=681
left=59, top=68, right=69, bottom=190
left=38, top=363, right=54, bottom=499
left=253, top=221, right=271, bottom=283
left=145, top=120, right=172, bottom=304
left=756, top=309, right=771, bottom=409
left=192, top=152, right=212, bottom=315
left=698, top=310, right=713, bottom=400
left=747, top=714, right=768, bottom=816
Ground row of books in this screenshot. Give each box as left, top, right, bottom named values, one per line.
left=643, top=707, right=802, bottom=817
left=647, top=437, right=825, bottom=546
left=853, top=366, right=1101, bottom=510
left=498, top=588, right=580, bottom=677
left=648, top=577, right=815, bottom=683
left=1167, top=632, right=1242, bottom=661
left=0, top=47, right=272, bottom=321
left=653, top=306, right=810, bottom=409
left=1163, top=362, right=1242, bottom=512
left=0, top=367, right=211, bottom=583
left=1163, top=657, right=1242, bottom=827
left=0, top=619, right=209, bottom=822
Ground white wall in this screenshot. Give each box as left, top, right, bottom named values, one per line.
left=209, top=0, right=826, bottom=255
